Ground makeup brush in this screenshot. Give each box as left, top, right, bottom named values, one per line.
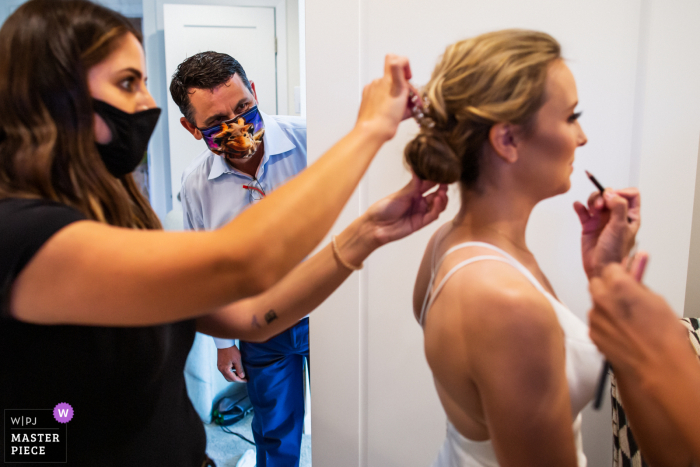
left=585, top=170, right=633, bottom=224
left=585, top=170, right=605, bottom=195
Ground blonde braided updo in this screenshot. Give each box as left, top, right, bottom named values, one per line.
left=405, top=29, right=561, bottom=186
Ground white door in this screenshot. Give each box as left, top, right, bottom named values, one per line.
left=163, top=4, right=277, bottom=206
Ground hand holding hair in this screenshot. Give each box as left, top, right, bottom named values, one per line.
left=330, top=172, right=448, bottom=269
left=355, top=54, right=413, bottom=141
left=363, top=172, right=449, bottom=247
left=200, top=172, right=448, bottom=343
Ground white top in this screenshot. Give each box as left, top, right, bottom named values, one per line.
left=180, top=112, right=307, bottom=349
left=421, top=241, right=603, bottom=467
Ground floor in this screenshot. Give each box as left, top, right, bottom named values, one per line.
left=204, top=414, right=312, bottom=467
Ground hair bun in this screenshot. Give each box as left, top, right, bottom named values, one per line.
left=404, top=131, right=461, bottom=184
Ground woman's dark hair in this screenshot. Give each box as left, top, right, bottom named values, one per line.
left=170, top=51, right=252, bottom=124
left=0, top=0, right=161, bottom=229
left=405, top=29, right=561, bottom=187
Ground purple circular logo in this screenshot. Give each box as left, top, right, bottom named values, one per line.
left=53, top=403, right=73, bottom=423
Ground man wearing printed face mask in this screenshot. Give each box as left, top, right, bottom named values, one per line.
left=171, top=52, right=308, bottom=466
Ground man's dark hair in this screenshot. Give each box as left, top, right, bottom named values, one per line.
left=170, top=51, right=253, bottom=124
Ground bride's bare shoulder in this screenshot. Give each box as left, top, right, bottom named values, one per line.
left=424, top=257, right=562, bottom=362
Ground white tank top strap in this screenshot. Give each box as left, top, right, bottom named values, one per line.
left=420, top=255, right=512, bottom=327
left=419, top=241, right=548, bottom=327
left=445, top=242, right=549, bottom=295
left=418, top=225, right=452, bottom=326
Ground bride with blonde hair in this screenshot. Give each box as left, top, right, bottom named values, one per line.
left=407, top=30, right=640, bottom=466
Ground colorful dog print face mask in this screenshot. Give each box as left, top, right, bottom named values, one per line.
left=199, top=106, right=265, bottom=160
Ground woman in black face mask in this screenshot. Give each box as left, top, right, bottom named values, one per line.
left=0, top=1, right=447, bottom=465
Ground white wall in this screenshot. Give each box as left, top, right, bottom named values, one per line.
left=305, top=2, right=363, bottom=464
left=634, top=0, right=700, bottom=317
left=307, top=1, right=700, bottom=466
left=286, top=0, right=301, bottom=116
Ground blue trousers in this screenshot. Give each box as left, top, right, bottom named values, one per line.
left=240, top=318, right=309, bottom=467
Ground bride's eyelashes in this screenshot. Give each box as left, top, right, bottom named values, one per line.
left=568, top=111, right=582, bottom=123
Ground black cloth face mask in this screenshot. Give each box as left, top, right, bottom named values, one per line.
left=92, top=99, right=161, bottom=177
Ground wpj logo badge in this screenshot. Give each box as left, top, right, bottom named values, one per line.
left=4, top=403, right=71, bottom=463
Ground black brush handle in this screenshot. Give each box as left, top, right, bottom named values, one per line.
left=593, top=361, right=610, bottom=410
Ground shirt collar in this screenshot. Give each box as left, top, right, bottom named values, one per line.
left=208, top=110, right=296, bottom=181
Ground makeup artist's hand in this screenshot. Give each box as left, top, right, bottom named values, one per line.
left=589, top=257, right=700, bottom=467
left=588, top=257, right=687, bottom=378
left=355, top=54, right=413, bottom=141
left=363, top=173, right=448, bottom=246
left=574, top=187, right=640, bottom=279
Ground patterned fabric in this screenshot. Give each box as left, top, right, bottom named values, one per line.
left=680, top=317, right=700, bottom=355
left=611, top=317, right=700, bottom=467
left=199, top=106, right=264, bottom=158
left=610, top=375, right=649, bottom=467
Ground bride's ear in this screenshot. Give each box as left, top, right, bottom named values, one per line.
left=488, top=122, right=519, bottom=164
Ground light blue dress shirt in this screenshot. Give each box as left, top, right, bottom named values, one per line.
left=180, top=111, right=307, bottom=348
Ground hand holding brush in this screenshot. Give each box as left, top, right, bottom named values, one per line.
left=574, top=171, right=641, bottom=279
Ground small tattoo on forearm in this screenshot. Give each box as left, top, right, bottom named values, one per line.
left=252, top=315, right=261, bottom=329
left=264, top=310, right=278, bottom=324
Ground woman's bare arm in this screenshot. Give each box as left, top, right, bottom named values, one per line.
left=10, top=55, right=414, bottom=326
left=198, top=175, right=448, bottom=342
left=197, top=231, right=355, bottom=342
left=589, top=264, right=700, bottom=465
left=647, top=356, right=700, bottom=465
left=613, top=372, right=693, bottom=467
